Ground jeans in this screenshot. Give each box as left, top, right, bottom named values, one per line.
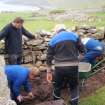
left=53, top=66, right=79, bottom=105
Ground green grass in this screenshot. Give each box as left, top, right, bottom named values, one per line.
left=0, top=12, right=32, bottom=29
left=80, top=86, right=105, bottom=105
left=87, top=11, right=105, bottom=28
left=24, top=19, right=56, bottom=32
left=90, top=11, right=105, bottom=17
left=0, top=12, right=56, bottom=32
left=0, top=12, right=77, bottom=33
left=0, top=11, right=105, bottom=33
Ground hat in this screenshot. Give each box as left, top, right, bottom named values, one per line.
left=53, top=24, right=66, bottom=33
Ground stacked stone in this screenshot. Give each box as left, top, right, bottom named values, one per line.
left=22, top=30, right=53, bottom=71
left=0, top=27, right=104, bottom=71
left=23, top=27, right=104, bottom=70
left=74, top=26, right=104, bottom=39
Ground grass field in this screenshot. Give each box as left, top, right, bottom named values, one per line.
left=0, top=11, right=105, bottom=34
left=0, top=12, right=77, bottom=33
left=80, top=86, right=105, bottom=105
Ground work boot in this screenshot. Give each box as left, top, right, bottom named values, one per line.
left=68, top=100, right=78, bottom=105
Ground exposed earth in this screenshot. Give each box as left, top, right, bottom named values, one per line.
left=20, top=66, right=105, bottom=105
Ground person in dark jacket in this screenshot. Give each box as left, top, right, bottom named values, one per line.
left=0, top=17, right=35, bottom=64
left=5, top=65, right=39, bottom=104
left=46, top=24, right=85, bottom=105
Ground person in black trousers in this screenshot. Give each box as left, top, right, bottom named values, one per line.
left=0, top=17, right=35, bottom=64
left=46, top=24, right=85, bottom=105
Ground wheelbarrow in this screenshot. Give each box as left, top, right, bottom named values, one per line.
left=79, top=58, right=105, bottom=87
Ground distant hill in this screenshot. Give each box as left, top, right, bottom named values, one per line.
left=5, top=0, right=105, bottom=9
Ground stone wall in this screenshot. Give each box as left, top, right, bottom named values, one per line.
left=22, top=31, right=53, bottom=71
left=22, top=26, right=104, bottom=71
left=74, top=26, right=104, bottom=40
left=0, top=26, right=104, bottom=71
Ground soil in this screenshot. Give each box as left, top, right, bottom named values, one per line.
left=20, top=68, right=105, bottom=105
left=81, top=69, right=105, bottom=97
left=21, top=71, right=53, bottom=105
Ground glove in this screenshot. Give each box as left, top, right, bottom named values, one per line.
left=17, top=95, right=24, bottom=102
left=78, top=54, right=84, bottom=61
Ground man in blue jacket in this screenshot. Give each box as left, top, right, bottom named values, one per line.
left=81, top=37, right=104, bottom=64
left=5, top=65, right=38, bottom=104
left=46, top=24, right=85, bottom=105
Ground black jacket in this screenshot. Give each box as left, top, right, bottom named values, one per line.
left=46, top=31, right=85, bottom=66
left=0, top=23, right=35, bottom=54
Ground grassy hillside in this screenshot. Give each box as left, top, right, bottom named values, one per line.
left=0, top=12, right=56, bottom=33
left=0, top=11, right=105, bottom=33
left=0, top=12, right=77, bottom=32
left=80, top=86, right=105, bottom=105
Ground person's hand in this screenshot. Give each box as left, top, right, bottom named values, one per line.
left=47, top=72, right=53, bottom=83
left=46, top=66, right=53, bottom=83
left=78, top=54, right=84, bottom=61
left=28, top=92, right=34, bottom=99
left=17, top=95, right=24, bottom=102
left=22, top=92, right=34, bottom=101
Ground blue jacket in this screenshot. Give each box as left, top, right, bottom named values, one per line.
left=46, top=31, right=85, bottom=66
left=49, top=31, right=79, bottom=47
left=5, top=65, right=31, bottom=97
left=82, top=38, right=103, bottom=52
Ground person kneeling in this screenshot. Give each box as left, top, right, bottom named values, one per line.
left=5, top=65, right=39, bottom=104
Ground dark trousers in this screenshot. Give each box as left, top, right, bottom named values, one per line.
left=53, top=66, right=79, bottom=105
left=5, top=54, right=22, bottom=65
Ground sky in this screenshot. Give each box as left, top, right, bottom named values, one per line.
left=0, top=0, right=105, bottom=12
left=0, top=0, right=40, bottom=12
